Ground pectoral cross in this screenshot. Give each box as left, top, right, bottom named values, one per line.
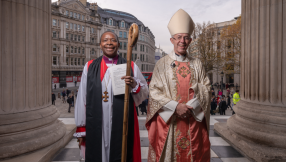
left=102, top=91, right=109, bottom=102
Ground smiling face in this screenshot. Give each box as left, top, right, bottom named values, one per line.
left=100, top=32, right=120, bottom=58
left=170, top=33, right=192, bottom=55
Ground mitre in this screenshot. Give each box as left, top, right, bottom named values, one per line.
left=167, top=9, right=195, bottom=36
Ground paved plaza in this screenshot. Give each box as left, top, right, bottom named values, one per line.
left=50, top=87, right=249, bottom=162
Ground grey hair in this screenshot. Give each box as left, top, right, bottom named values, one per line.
left=100, top=31, right=120, bottom=44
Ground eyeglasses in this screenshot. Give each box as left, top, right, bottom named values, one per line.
left=172, top=36, right=191, bottom=42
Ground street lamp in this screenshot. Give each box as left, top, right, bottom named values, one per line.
left=220, top=71, right=224, bottom=90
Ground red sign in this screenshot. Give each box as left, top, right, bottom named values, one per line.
left=77, top=76, right=82, bottom=82
left=66, top=76, right=73, bottom=82
left=52, top=77, right=59, bottom=83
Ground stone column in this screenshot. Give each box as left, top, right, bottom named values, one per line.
left=214, top=0, right=286, bottom=161
left=0, top=0, right=66, bottom=160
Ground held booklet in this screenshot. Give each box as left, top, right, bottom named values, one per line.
left=109, top=64, right=127, bottom=96
left=186, top=98, right=204, bottom=122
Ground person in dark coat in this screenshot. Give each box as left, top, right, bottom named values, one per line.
left=140, top=100, right=147, bottom=115
left=210, top=96, right=217, bottom=115
left=227, top=96, right=231, bottom=109
left=66, top=89, right=70, bottom=97
left=52, top=93, right=56, bottom=105
left=67, top=95, right=72, bottom=113
left=219, top=97, right=227, bottom=115
left=62, top=90, right=66, bottom=103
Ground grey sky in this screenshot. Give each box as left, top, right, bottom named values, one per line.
left=52, top=0, right=241, bottom=53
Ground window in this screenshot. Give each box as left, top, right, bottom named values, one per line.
left=82, top=36, right=85, bottom=42
left=78, top=47, right=81, bottom=54
left=143, top=54, right=145, bottom=61
left=74, top=47, right=77, bottom=53
left=134, top=45, right=137, bottom=51
left=124, top=53, right=126, bottom=59
left=135, top=54, right=137, bottom=60
left=124, top=42, right=127, bottom=50
left=52, top=56, right=57, bottom=65
left=217, top=41, right=221, bottom=49
left=71, top=34, right=73, bottom=40
left=119, top=42, right=122, bottom=49
left=109, top=18, right=113, bottom=26
left=78, top=24, right=80, bottom=31
left=65, top=11, right=69, bottom=16
left=91, top=28, right=94, bottom=33
left=124, top=32, right=127, bottom=38
left=82, top=15, right=85, bottom=20
left=141, top=26, right=144, bottom=32
left=52, top=19, right=57, bottom=26
left=74, top=35, right=77, bottom=41
left=92, top=38, right=95, bottom=43
left=140, top=54, right=142, bottom=61
left=78, top=14, right=80, bottom=19
left=66, top=57, right=69, bottom=65
left=82, top=48, right=84, bottom=54
left=74, top=24, right=77, bottom=30
left=66, top=46, right=69, bottom=53
left=70, top=11, right=73, bottom=17
left=82, top=26, right=85, bottom=32
left=74, top=58, right=77, bottom=65
left=70, top=23, right=73, bottom=29
left=119, top=53, right=122, bottom=57
left=71, top=58, right=73, bottom=65
left=121, top=21, right=125, bottom=28
left=91, top=48, right=95, bottom=54
left=82, top=58, right=85, bottom=65
left=78, top=58, right=80, bottom=65
left=119, top=31, right=122, bottom=38
left=78, top=36, right=81, bottom=41
left=71, top=46, right=73, bottom=53
left=73, top=13, right=77, bottom=18
left=66, top=22, right=69, bottom=28
left=53, top=44, right=57, bottom=52
left=142, top=45, right=145, bottom=52
left=52, top=31, right=57, bottom=38
left=66, top=33, right=69, bottom=40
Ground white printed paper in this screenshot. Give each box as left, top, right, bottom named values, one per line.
left=109, top=64, right=127, bottom=95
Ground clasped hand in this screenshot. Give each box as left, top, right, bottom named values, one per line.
left=175, top=103, right=193, bottom=118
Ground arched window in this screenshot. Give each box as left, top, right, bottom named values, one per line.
left=121, top=21, right=125, bottom=28
left=109, top=18, right=113, bottom=26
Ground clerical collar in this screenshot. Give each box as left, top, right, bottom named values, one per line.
left=103, top=55, right=118, bottom=64
left=175, top=53, right=186, bottom=61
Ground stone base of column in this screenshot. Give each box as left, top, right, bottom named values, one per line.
left=215, top=102, right=286, bottom=162
left=0, top=124, right=76, bottom=162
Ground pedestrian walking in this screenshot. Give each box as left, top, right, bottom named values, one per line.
left=227, top=96, right=231, bottom=109
left=52, top=93, right=56, bottom=105
left=71, top=92, right=74, bottom=107
left=219, top=97, right=227, bottom=115
left=140, top=100, right=147, bottom=115
left=67, top=95, right=72, bottom=113
left=62, top=90, right=66, bottom=103
left=233, top=90, right=241, bottom=115
left=218, top=89, right=223, bottom=97
left=66, top=89, right=70, bottom=97
left=58, top=92, right=61, bottom=98
left=226, top=88, right=230, bottom=97
left=54, top=84, right=56, bottom=90
left=211, top=96, right=217, bottom=115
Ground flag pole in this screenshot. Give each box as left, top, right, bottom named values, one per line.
left=121, top=23, right=139, bottom=162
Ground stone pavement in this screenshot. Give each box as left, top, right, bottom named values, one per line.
left=51, top=94, right=249, bottom=162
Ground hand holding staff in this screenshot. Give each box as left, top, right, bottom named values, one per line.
left=121, top=23, right=139, bottom=162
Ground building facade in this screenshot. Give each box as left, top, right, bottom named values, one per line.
left=155, top=46, right=168, bottom=63
left=51, top=0, right=101, bottom=88
left=97, top=8, right=156, bottom=72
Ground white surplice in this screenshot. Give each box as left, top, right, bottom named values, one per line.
left=74, top=58, right=149, bottom=162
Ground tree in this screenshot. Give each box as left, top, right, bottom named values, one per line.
left=188, top=21, right=224, bottom=74
left=220, top=16, right=241, bottom=74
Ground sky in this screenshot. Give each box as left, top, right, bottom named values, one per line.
left=52, top=0, right=241, bottom=53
